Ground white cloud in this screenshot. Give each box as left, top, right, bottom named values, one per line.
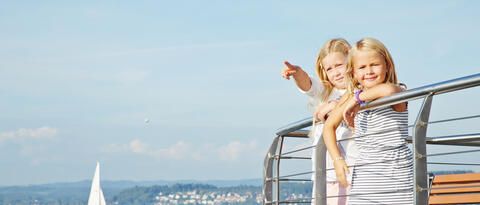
left=127, top=139, right=191, bottom=159
left=218, top=140, right=259, bottom=161
left=0, top=127, right=59, bottom=166
left=129, top=139, right=147, bottom=153
left=104, top=139, right=191, bottom=160
left=0, top=127, right=58, bottom=143
left=102, top=139, right=262, bottom=161
left=149, top=141, right=190, bottom=160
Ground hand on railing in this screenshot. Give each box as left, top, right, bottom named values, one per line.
left=314, top=100, right=338, bottom=122
left=333, top=158, right=350, bottom=187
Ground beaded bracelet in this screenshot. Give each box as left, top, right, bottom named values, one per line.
left=354, top=90, right=366, bottom=106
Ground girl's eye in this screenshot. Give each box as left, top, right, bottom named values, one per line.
left=358, top=65, right=366, bottom=69
left=326, top=67, right=332, bottom=71
left=335, top=64, right=343, bottom=68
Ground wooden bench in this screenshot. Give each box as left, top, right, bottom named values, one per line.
left=429, top=172, right=480, bottom=205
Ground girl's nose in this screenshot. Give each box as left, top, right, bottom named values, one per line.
left=334, top=67, right=343, bottom=76
left=365, top=66, right=374, bottom=74
left=333, top=69, right=341, bottom=76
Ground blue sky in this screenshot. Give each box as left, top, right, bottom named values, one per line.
left=1, top=1, right=479, bottom=186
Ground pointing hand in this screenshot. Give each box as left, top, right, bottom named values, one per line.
left=281, top=61, right=301, bottom=80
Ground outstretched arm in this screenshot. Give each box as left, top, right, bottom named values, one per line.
left=281, top=61, right=312, bottom=92
left=323, top=94, right=351, bottom=187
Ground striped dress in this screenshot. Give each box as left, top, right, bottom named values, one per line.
left=348, top=106, right=413, bottom=205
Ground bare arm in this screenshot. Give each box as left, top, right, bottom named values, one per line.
left=343, top=83, right=407, bottom=127
left=357, top=83, right=407, bottom=112
left=323, top=94, right=351, bottom=187
left=323, top=94, right=349, bottom=161
left=281, top=61, right=312, bottom=92
left=314, top=99, right=338, bottom=123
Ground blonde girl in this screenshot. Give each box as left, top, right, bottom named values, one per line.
left=323, top=37, right=413, bottom=204
left=282, top=38, right=358, bottom=205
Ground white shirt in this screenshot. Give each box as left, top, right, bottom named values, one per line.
left=299, top=75, right=358, bottom=182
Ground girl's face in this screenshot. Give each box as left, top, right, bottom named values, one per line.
left=353, top=50, right=387, bottom=89
left=321, top=52, right=347, bottom=89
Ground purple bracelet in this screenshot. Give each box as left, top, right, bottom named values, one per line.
left=354, top=90, right=366, bottom=106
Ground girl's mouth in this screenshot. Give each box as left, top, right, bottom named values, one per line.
left=364, top=76, right=377, bottom=81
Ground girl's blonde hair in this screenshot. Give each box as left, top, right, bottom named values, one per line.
left=345, top=37, right=398, bottom=95
left=315, top=38, right=351, bottom=102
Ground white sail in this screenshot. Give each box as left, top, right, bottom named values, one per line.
left=87, top=162, right=106, bottom=205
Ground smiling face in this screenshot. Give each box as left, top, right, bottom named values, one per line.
left=321, top=52, right=347, bottom=89
left=352, top=50, right=388, bottom=89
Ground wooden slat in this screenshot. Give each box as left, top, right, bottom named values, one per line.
left=429, top=193, right=480, bottom=204
left=430, top=182, right=480, bottom=194
left=432, top=173, right=480, bottom=184
left=428, top=173, right=480, bottom=204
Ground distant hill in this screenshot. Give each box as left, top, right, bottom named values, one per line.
left=0, top=178, right=262, bottom=189
left=2, top=172, right=473, bottom=205
left=0, top=179, right=263, bottom=205
left=0, top=179, right=262, bottom=205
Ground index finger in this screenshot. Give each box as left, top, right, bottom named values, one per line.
left=283, top=61, right=296, bottom=70
left=284, top=61, right=292, bottom=67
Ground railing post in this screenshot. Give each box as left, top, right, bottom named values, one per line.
left=313, top=134, right=327, bottom=205
left=263, top=136, right=280, bottom=205
left=413, top=94, right=433, bottom=205
left=275, top=136, right=285, bottom=205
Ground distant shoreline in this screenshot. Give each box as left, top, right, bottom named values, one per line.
left=0, top=178, right=263, bottom=188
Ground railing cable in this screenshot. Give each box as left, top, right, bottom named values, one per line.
left=428, top=162, right=480, bottom=166
left=280, top=145, right=315, bottom=156
left=427, top=149, right=480, bottom=157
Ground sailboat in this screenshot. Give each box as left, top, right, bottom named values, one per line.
left=87, top=162, right=106, bottom=205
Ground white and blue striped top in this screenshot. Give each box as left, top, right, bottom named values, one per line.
left=348, top=106, right=414, bottom=205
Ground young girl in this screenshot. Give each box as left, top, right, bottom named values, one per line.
left=281, top=38, right=358, bottom=205
left=323, top=37, right=413, bottom=204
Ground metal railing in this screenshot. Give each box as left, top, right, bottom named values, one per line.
left=263, top=73, right=480, bottom=205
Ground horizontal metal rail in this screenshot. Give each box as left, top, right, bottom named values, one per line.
left=427, top=114, right=480, bottom=125
left=427, top=149, right=480, bottom=157
left=277, top=156, right=311, bottom=160
left=276, top=178, right=311, bottom=182
left=267, top=171, right=313, bottom=181
left=276, top=73, right=480, bottom=136
left=428, top=162, right=480, bottom=166
left=406, top=133, right=480, bottom=147
left=278, top=114, right=480, bottom=139
left=266, top=199, right=313, bottom=204
left=280, top=145, right=315, bottom=156
left=264, top=73, right=480, bottom=205
left=283, top=130, right=310, bottom=137
left=364, top=73, right=480, bottom=109
left=276, top=171, right=314, bottom=179
left=276, top=118, right=312, bottom=136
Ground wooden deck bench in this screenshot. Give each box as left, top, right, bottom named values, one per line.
left=429, top=172, right=480, bottom=205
